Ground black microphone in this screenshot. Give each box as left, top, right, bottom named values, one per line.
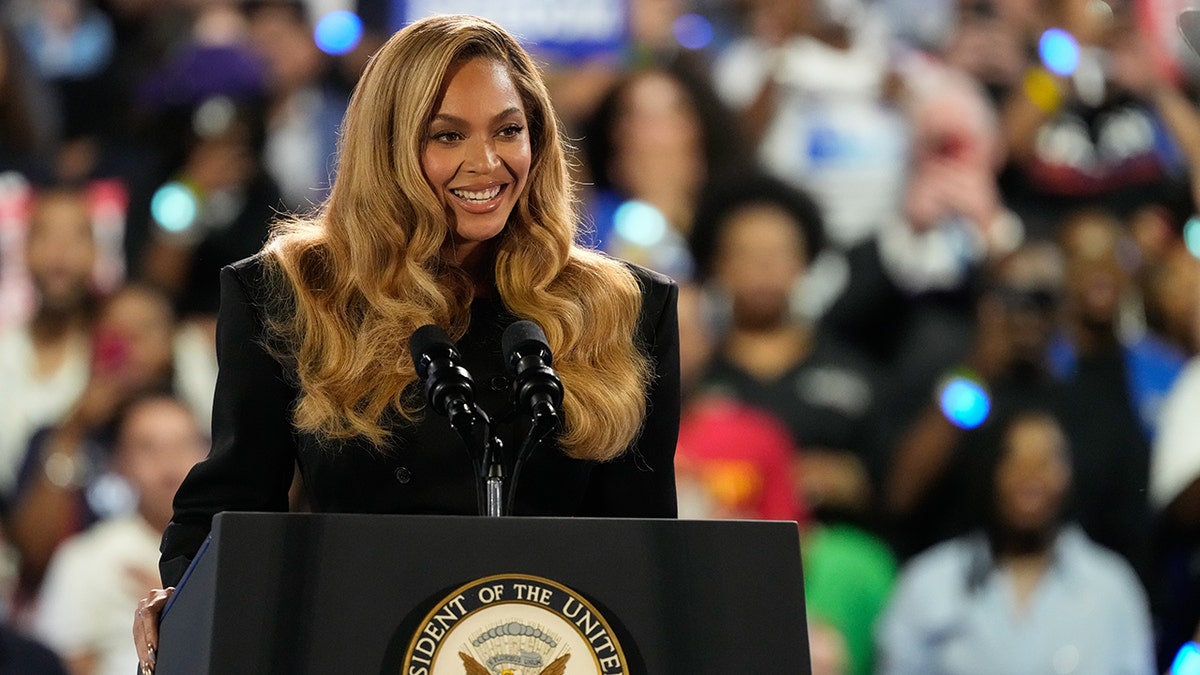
left=502, top=320, right=563, bottom=428
left=409, top=324, right=477, bottom=431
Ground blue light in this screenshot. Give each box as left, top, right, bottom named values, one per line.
left=613, top=200, right=668, bottom=248
left=1185, top=216, right=1200, bottom=260
left=1039, top=28, right=1079, bottom=76
left=150, top=182, right=198, bottom=233
left=314, top=10, right=362, bottom=56
left=1172, top=642, right=1200, bottom=675
left=673, top=14, right=714, bottom=51
left=939, top=377, right=991, bottom=429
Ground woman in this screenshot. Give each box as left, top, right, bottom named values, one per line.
left=876, top=408, right=1155, bottom=675
left=132, top=15, right=680, bottom=673
left=580, top=64, right=747, bottom=279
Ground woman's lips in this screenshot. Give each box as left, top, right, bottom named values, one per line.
left=449, top=183, right=507, bottom=213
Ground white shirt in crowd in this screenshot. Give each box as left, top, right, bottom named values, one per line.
left=32, top=515, right=161, bottom=675
left=0, top=326, right=89, bottom=498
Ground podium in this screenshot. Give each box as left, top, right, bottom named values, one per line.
left=157, top=513, right=811, bottom=674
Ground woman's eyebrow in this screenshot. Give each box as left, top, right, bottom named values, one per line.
left=430, top=107, right=524, bottom=126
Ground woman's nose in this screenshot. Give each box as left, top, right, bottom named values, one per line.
left=463, top=137, right=500, bottom=173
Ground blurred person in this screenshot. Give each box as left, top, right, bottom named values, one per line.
left=542, top=0, right=714, bottom=137
left=802, top=519, right=896, bottom=675
left=127, top=13, right=282, bottom=320
left=675, top=285, right=808, bottom=523
left=881, top=242, right=1064, bottom=541
left=13, top=0, right=114, bottom=81
left=0, top=187, right=96, bottom=501
left=0, top=24, right=61, bottom=179
left=886, top=241, right=1153, bottom=573
left=674, top=267, right=895, bottom=675
left=135, top=96, right=280, bottom=320
left=877, top=408, right=1155, bottom=675
left=581, top=64, right=748, bottom=280
left=32, top=394, right=206, bottom=675
left=6, top=283, right=178, bottom=594
left=0, top=627, right=70, bottom=674
left=819, top=65, right=1020, bottom=383
left=808, top=621, right=849, bottom=675
left=927, top=0, right=1043, bottom=102
left=997, top=0, right=1194, bottom=237
left=712, top=0, right=908, bottom=249
left=1048, top=209, right=1187, bottom=440
left=242, top=0, right=347, bottom=211
left=1142, top=239, right=1200, bottom=356
left=0, top=525, right=66, bottom=674
left=1149, top=249, right=1200, bottom=667
left=687, top=172, right=885, bottom=523
left=92, top=0, right=199, bottom=147
left=12, top=0, right=130, bottom=185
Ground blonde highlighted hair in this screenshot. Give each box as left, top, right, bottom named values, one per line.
left=263, top=15, right=651, bottom=461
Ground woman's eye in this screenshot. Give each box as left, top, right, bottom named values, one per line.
left=433, top=131, right=463, bottom=142
left=498, top=124, right=525, bottom=138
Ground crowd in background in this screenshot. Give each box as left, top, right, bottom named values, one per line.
left=0, top=0, right=1198, bottom=673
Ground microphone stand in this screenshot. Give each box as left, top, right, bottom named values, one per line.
left=479, top=423, right=506, bottom=518
left=504, top=404, right=559, bottom=516
left=444, top=399, right=506, bottom=517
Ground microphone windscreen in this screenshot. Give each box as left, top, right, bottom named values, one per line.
left=502, top=320, right=551, bottom=368
left=409, top=324, right=454, bottom=379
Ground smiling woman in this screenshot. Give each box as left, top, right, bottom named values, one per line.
left=131, top=15, right=681, bottom=674
left=422, top=58, right=532, bottom=269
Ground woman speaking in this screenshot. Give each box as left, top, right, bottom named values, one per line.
left=132, top=14, right=680, bottom=674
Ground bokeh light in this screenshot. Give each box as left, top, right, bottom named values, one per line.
left=1039, top=28, right=1080, bottom=76
left=614, top=200, right=668, bottom=247
left=1172, top=641, right=1200, bottom=675
left=673, top=14, right=714, bottom=51
left=938, top=376, right=991, bottom=429
left=151, top=182, right=199, bottom=233
left=1185, top=216, right=1200, bottom=259
left=314, top=10, right=363, bottom=56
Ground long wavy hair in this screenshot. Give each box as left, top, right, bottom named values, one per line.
left=263, top=15, right=651, bottom=461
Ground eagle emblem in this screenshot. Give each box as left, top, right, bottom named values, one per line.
left=459, top=651, right=570, bottom=675
left=457, top=620, right=571, bottom=675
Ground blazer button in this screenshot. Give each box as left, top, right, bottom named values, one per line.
left=395, top=466, right=412, bottom=484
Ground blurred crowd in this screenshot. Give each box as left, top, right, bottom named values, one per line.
left=0, top=0, right=1198, bottom=674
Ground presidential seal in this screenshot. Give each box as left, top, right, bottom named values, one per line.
left=401, top=574, right=628, bottom=675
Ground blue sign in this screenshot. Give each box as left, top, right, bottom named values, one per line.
left=391, top=0, right=628, bottom=62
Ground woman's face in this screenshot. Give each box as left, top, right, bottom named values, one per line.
left=422, top=57, right=532, bottom=264
left=995, top=415, right=1071, bottom=536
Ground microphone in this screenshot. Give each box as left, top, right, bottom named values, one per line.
left=409, top=324, right=477, bottom=431
left=502, top=320, right=563, bottom=427
left=410, top=324, right=507, bottom=516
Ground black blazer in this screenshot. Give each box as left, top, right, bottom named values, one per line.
left=160, top=254, right=681, bottom=586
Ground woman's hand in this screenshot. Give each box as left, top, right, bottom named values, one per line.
left=133, top=587, right=174, bottom=674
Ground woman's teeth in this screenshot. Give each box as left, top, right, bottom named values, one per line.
left=451, top=186, right=502, bottom=202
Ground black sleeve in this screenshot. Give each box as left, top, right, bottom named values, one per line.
left=579, top=275, right=680, bottom=518
left=159, top=263, right=298, bottom=587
